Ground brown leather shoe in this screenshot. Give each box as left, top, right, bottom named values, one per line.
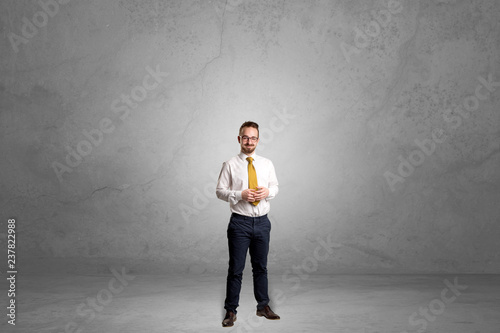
left=256, top=305, right=280, bottom=320
left=222, top=311, right=237, bottom=327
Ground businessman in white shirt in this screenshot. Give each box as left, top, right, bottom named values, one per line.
left=216, top=121, right=280, bottom=327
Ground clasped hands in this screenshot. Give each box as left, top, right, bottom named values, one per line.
left=242, top=186, right=269, bottom=203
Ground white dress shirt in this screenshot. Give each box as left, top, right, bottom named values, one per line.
left=216, top=152, right=279, bottom=217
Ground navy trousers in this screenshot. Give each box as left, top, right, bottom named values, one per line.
left=224, top=213, right=271, bottom=314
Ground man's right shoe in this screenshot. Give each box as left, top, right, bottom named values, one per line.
left=222, top=311, right=237, bottom=327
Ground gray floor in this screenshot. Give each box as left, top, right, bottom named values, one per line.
left=3, top=273, right=499, bottom=332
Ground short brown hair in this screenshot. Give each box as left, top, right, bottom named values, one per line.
left=239, top=121, right=259, bottom=137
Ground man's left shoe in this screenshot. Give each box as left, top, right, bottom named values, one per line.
left=256, top=305, right=280, bottom=320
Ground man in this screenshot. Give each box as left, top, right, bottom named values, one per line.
left=216, top=121, right=280, bottom=327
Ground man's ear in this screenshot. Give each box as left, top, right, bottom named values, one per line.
left=237, top=136, right=241, bottom=143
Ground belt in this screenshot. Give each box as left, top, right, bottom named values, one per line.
left=231, top=212, right=267, bottom=220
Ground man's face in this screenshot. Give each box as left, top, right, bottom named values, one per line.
left=238, top=127, right=259, bottom=155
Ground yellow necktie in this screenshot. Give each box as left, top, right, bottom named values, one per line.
left=246, top=157, right=259, bottom=206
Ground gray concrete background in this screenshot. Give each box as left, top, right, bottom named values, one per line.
left=0, top=0, right=499, bottom=275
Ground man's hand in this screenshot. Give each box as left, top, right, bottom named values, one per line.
left=242, top=189, right=256, bottom=202
left=253, top=186, right=269, bottom=201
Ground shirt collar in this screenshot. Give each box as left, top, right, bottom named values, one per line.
left=239, top=151, right=257, bottom=161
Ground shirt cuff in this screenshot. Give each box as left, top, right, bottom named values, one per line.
left=229, top=190, right=243, bottom=205
left=267, top=188, right=277, bottom=200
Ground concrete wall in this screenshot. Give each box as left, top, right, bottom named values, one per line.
left=1, top=0, right=499, bottom=274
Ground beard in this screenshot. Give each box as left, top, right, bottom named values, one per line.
left=242, top=144, right=256, bottom=154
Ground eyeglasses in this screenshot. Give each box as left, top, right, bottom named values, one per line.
left=240, top=136, right=259, bottom=142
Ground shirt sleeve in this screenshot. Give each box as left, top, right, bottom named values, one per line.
left=216, top=162, right=242, bottom=205
left=266, top=161, right=279, bottom=200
